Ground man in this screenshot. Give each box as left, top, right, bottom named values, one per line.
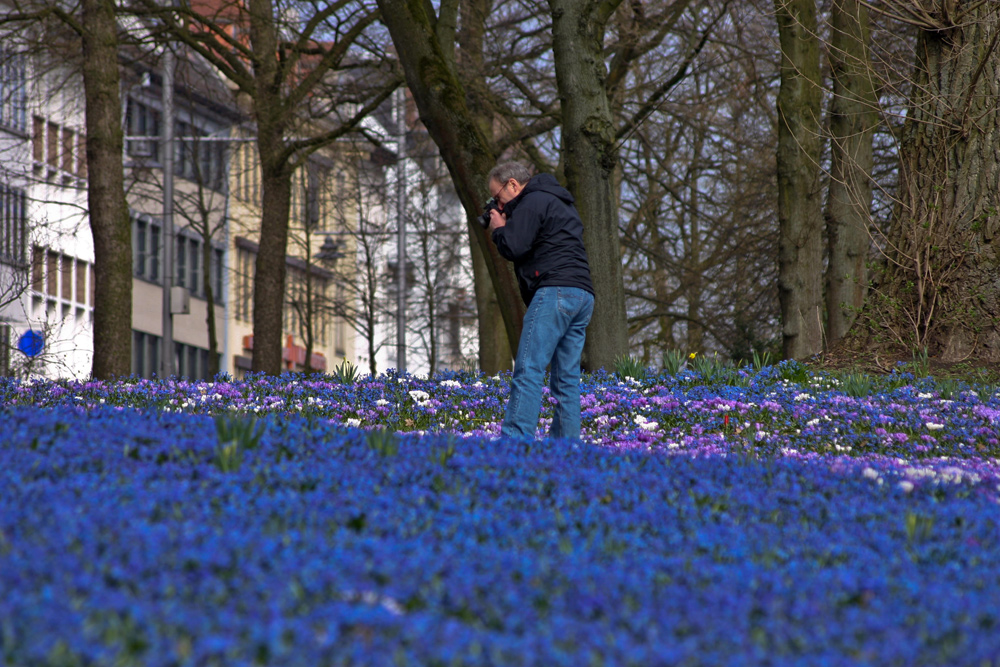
left=487, top=161, right=595, bottom=440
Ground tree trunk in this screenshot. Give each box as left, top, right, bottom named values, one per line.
left=375, top=0, right=523, bottom=375
left=247, top=0, right=291, bottom=375
left=470, top=231, right=511, bottom=372
left=460, top=0, right=512, bottom=374
left=824, top=0, right=875, bottom=347
left=547, top=0, right=629, bottom=371
left=251, top=154, right=292, bottom=374
left=848, top=5, right=1000, bottom=362
left=774, top=0, right=824, bottom=360
left=81, top=0, right=132, bottom=379
left=301, top=248, right=315, bottom=376
left=202, top=240, right=219, bottom=377
left=364, top=247, right=379, bottom=376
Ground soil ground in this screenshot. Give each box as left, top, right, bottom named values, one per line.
left=806, top=348, right=1000, bottom=383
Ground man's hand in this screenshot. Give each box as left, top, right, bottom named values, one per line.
left=489, top=208, right=507, bottom=232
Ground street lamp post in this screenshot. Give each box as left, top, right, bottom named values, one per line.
left=160, top=49, right=175, bottom=378
left=395, top=87, right=407, bottom=373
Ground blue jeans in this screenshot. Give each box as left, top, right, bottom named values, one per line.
left=501, top=286, right=594, bottom=440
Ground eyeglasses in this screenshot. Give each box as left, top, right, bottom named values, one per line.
left=491, top=180, right=512, bottom=201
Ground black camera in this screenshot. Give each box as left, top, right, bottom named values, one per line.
left=478, top=198, right=500, bottom=229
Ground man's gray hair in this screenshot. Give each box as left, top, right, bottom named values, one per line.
left=488, top=162, right=532, bottom=188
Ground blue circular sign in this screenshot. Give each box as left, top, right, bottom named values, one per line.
left=17, top=330, right=44, bottom=357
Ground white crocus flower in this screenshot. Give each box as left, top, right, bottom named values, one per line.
left=633, top=414, right=658, bottom=431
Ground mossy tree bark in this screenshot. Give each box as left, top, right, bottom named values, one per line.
left=80, top=0, right=132, bottom=379
left=824, top=0, right=876, bottom=348
left=846, top=3, right=1000, bottom=362
left=245, top=0, right=292, bottom=375
left=774, top=0, right=824, bottom=360
left=201, top=239, right=220, bottom=377
left=547, top=0, right=630, bottom=371
left=458, top=0, right=513, bottom=374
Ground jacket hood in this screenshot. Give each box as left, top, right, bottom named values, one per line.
left=522, top=173, right=574, bottom=206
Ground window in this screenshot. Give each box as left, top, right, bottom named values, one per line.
left=196, top=134, right=225, bottom=191
left=132, top=330, right=160, bottom=378
left=250, top=144, right=257, bottom=202
left=158, top=232, right=222, bottom=300
left=31, top=246, right=43, bottom=291
left=0, top=183, right=27, bottom=266
left=238, top=144, right=248, bottom=200
left=32, top=116, right=44, bottom=162
left=188, top=238, right=199, bottom=294
left=175, top=235, right=185, bottom=288
left=77, top=134, right=87, bottom=178
left=233, top=236, right=333, bottom=341
left=284, top=260, right=332, bottom=347
left=46, top=122, right=58, bottom=168
left=306, top=165, right=323, bottom=229
left=76, top=259, right=87, bottom=307
left=46, top=250, right=58, bottom=297
left=61, top=255, right=73, bottom=301
left=212, top=248, right=224, bottom=300
left=234, top=244, right=255, bottom=323
left=175, top=122, right=226, bottom=191
left=29, top=245, right=92, bottom=308
left=234, top=144, right=242, bottom=197
left=150, top=226, right=160, bottom=282
left=31, top=115, right=85, bottom=180
left=175, top=121, right=196, bottom=179
left=238, top=143, right=260, bottom=203
left=176, top=342, right=212, bottom=381
left=0, top=46, right=27, bottom=132
left=125, top=99, right=160, bottom=159
left=135, top=217, right=147, bottom=276
left=61, top=128, right=74, bottom=174
left=132, top=215, right=161, bottom=283
left=132, top=330, right=215, bottom=380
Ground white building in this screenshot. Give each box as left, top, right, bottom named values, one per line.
left=1, top=23, right=476, bottom=381
left=1, top=38, right=95, bottom=379
left=352, top=92, right=479, bottom=378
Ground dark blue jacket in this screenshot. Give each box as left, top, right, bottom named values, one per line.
left=491, top=173, right=594, bottom=306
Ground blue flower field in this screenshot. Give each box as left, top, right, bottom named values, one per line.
left=1, top=362, right=999, bottom=665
